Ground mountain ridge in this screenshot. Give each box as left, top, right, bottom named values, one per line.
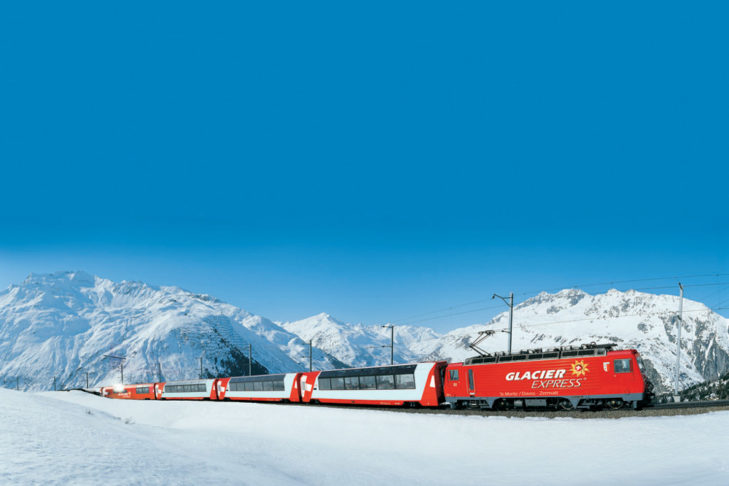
left=2, top=271, right=728, bottom=394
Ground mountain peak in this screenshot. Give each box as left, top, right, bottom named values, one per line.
left=23, top=270, right=97, bottom=288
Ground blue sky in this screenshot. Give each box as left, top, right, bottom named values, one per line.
left=1, top=2, right=727, bottom=332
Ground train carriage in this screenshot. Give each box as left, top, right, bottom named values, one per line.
left=160, top=378, right=219, bottom=400
left=302, top=361, right=447, bottom=407
left=444, top=344, right=651, bottom=410
left=217, top=373, right=303, bottom=402
left=99, top=383, right=156, bottom=400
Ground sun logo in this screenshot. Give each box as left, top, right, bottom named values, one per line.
left=570, top=360, right=589, bottom=377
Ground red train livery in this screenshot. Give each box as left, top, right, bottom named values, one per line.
left=445, top=344, right=650, bottom=410
left=100, top=383, right=156, bottom=400
left=100, top=344, right=652, bottom=411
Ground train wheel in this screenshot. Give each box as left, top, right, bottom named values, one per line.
left=493, top=399, right=507, bottom=411
left=606, top=399, right=624, bottom=410
left=557, top=399, right=574, bottom=411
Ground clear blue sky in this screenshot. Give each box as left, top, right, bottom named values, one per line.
left=1, top=2, right=727, bottom=332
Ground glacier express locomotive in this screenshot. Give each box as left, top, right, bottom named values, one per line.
left=100, top=343, right=652, bottom=410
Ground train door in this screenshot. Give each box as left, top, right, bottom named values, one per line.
left=298, top=372, right=319, bottom=402
left=612, top=357, right=634, bottom=394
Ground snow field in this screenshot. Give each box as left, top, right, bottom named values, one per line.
left=1, top=389, right=727, bottom=485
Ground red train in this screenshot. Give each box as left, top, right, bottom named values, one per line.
left=100, top=344, right=652, bottom=410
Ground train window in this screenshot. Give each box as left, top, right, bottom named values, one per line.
left=330, top=377, right=345, bottom=390
left=318, top=378, right=331, bottom=390
left=468, top=369, right=474, bottom=391
left=263, top=381, right=273, bottom=391
left=135, top=387, right=149, bottom=394
left=274, top=380, right=285, bottom=391
left=344, top=376, right=359, bottom=390
left=449, top=370, right=459, bottom=381
left=636, top=357, right=645, bottom=372
left=376, top=375, right=394, bottom=390
left=395, top=374, right=415, bottom=389
left=360, top=375, right=376, bottom=389
left=614, top=359, right=631, bottom=373
left=252, top=381, right=262, bottom=391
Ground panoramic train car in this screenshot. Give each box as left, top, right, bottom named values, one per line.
left=217, top=373, right=303, bottom=402
left=99, top=384, right=155, bottom=400
left=444, top=344, right=650, bottom=410
left=160, top=378, right=219, bottom=400
left=300, top=361, right=448, bottom=407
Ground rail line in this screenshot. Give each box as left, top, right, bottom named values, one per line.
left=67, top=388, right=729, bottom=418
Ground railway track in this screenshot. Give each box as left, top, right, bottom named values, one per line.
left=272, top=399, right=729, bottom=419
left=78, top=388, right=729, bottom=418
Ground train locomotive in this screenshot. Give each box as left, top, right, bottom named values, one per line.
left=100, top=343, right=652, bottom=411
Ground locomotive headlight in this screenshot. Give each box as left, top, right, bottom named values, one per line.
left=112, top=383, right=125, bottom=393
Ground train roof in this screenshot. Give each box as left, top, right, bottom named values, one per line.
left=463, top=343, right=634, bottom=366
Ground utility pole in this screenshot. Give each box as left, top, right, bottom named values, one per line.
left=675, top=282, right=684, bottom=399
left=86, top=372, right=89, bottom=388
left=381, top=325, right=394, bottom=365
left=199, top=355, right=204, bottom=379
left=16, top=377, right=19, bottom=391
left=103, top=354, right=126, bottom=384
left=158, top=362, right=162, bottom=381
left=309, top=340, right=313, bottom=372
left=492, top=292, right=515, bottom=354
left=248, top=344, right=252, bottom=376
left=53, top=376, right=56, bottom=391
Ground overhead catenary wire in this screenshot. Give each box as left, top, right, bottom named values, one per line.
left=392, top=278, right=729, bottom=329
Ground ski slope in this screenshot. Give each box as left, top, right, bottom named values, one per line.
left=1, top=388, right=728, bottom=485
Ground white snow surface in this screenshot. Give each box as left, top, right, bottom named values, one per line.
left=1, top=388, right=728, bottom=485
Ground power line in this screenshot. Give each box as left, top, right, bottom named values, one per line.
left=386, top=274, right=729, bottom=330
left=390, top=273, right=729, bottom=324
left=506, top=306, right=728, bottom=330
left=389, top=299, right=501, bottom=324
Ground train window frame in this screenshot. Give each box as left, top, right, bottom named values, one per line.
left=449, top=370, right=459, bottom=381
left=344, top=376, right=359, bottom=390
left=376, top=374, right=394, bottom=390
left=614, top=359, right=632, bottom=373
left=360, top=375, right=376, bottom=389
left=395, top=373, right=415, bottom=389
left=330, top=377, right=345, bottom=390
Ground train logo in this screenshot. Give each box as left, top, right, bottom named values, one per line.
left=570, top=360, right=589, bottom=377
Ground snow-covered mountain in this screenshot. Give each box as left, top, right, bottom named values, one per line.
left=279, top=313, right=439, bottom=367
left=0, top=271, right=343, bottom=390
left=423, top=289, right=729, bottom=394
left=2, top=271, right=727, bottom=395
left=280, top=290, right=729, bottom=394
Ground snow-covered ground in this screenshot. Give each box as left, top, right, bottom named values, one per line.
left=1, top=388, right=728, bottom=485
